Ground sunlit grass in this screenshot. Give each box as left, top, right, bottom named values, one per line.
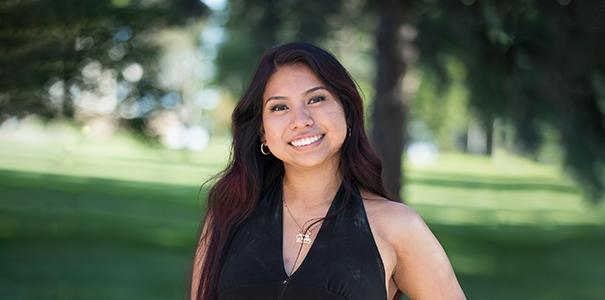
left=0, top=119, right=230, bottom=185
left=410, top=150, right=565, bottom=179
left=405, top=150, right=604, bottom=227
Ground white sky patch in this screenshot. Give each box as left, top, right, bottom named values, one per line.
left=48, top=79, right=64, bottom=99
left=122, top=63, right=144, bottom=82
left=195, top=89, right=220, bottom=110
left=407, top=141, right=439, bottom=167
left=200, top=0, right=226, bottom=11
left=201, top=25, right=225, bottom=45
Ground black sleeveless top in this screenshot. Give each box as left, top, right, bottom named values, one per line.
left=217, top=181, right=387, bottom=300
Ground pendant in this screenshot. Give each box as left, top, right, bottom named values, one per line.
left=296, top=231, right=312, bottom=244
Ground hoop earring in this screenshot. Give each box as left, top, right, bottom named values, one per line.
left=260, top=142, right=271, bottom=155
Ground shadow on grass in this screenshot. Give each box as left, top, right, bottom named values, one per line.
left=0, top=168, right=211, bottom=202
left=0, top=169, right=214, bottom=300
left=430, top=223, right=605, bottom=300
left=408, top=172, right=579, bottom=194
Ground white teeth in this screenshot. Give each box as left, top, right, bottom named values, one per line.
left=290, top=135, right=322, bottom=147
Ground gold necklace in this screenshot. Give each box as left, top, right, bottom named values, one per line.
left=283, top=200, right=322, bottom=244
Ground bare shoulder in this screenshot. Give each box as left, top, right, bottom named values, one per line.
left=360, top=190, right=425, bottom=244
left=360, top=190, right=466, bottom=299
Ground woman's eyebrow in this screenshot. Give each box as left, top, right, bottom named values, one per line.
left=303, top=86, right=328, bottom=95
left=265, top=95, right=287, bottom=103
left=265, top=86, right=328, bottom=103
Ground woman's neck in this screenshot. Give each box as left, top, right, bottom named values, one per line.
left=282, top=163, right=342, bottom=210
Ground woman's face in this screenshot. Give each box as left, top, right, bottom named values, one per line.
left=261, top=63, right=347, bottom=170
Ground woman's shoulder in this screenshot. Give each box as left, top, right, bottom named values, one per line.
left=361, top=190, right=466, bottom=299
left=360, top=190, right=426, bottom=241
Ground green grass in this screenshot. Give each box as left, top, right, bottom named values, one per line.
left=404, top=152, right=605, bottom=300
left=0, top=169, right=203, bottom=299
left=1, top=121, right=604, bottom=299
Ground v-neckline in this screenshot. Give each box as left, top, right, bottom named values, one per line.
left=277, top=182, right=342, bottom=280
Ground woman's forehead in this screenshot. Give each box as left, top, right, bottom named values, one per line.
left=263, top=64, right=325, bottom=99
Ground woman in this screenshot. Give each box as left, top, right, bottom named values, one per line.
left=191, top=42, right=465, bottom=300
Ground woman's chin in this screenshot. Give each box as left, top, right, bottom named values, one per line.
left=281, top=154, right=340, bottom=171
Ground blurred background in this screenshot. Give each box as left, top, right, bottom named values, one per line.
left=1, top=0, right=605, bottom=299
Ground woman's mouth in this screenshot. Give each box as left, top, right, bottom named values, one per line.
left=289, top=134, right=324, bottom=148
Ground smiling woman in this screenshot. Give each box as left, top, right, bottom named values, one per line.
left=190, top=42, right=466, bottom=300
left=261, top=63, right=347, bottom=170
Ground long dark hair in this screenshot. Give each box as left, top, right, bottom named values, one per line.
left=193, top=42, right=390, bottom=300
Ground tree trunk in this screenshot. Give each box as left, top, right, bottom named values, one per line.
left=371, top=14, right=408, bottom=202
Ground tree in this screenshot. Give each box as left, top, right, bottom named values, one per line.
left=415, top=1, right=605, bottom=203
left=213, top=0, right=347, bottom=97
left=369, top=0, right=414, bottom=201
left=0, top=0, right=208, bottom=131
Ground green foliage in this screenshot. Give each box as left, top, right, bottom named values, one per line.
left=411, top=56, right=470, bottom=150
left=414, top=1, right=605, bottom=203
left=0, top=0, right=208, bottom=122
left=213, top=0, right=360, bottom=97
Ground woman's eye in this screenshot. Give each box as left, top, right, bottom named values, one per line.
left=270, top=104, right=288, bottom=112
left=308, top=95, right=326, bottom=104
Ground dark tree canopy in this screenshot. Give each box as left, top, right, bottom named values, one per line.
left=415, top=1, right=605, bottom=202
left=213, top=0, right=350, bottom=97
left=0, top=0, right=208, bottom=130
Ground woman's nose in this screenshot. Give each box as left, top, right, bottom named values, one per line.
left=289, top=106, right=314, bottom=130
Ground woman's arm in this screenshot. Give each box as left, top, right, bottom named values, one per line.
left=384, top=203, right=466, bottom=299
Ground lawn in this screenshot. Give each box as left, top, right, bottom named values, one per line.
left=1, top=121, right=604, bottom=299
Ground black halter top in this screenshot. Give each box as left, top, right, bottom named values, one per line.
left=217, top=180, right=387, bottom=300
